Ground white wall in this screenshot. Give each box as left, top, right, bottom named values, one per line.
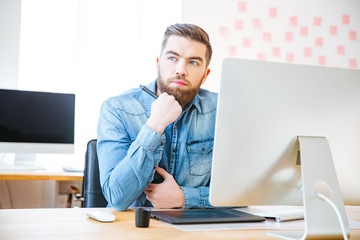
left=0, top=0, right=21, bottom=88
left=182, top=0, right=360, bottom=92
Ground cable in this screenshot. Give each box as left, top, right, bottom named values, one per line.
left=4, top=181, right=14, bottom=209
left=315, top=192, right=348, bottom=240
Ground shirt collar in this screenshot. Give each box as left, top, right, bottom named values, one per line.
left=183, top=93, right=202, bottom=114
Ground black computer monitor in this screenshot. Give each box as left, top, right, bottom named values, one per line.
left=0, top=89, right=75, bottom=167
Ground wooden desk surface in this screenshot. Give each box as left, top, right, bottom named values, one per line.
left=0, top=169, right=83, bottom=181
left=0, top=206, right=359, bottom=240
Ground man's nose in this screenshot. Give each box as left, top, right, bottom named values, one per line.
left=176, top=61, right=188, bottom=77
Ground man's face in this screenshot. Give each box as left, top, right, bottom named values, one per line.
left=156, top=36, right=210, bottom=108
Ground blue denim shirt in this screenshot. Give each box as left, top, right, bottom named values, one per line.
left=97, top=80, right=217, bottom=211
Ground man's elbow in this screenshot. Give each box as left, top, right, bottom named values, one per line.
left=102, top=186, right=133, bottom=212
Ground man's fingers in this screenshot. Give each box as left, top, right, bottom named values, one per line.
left=146, top=183, right=155, bottom=191
left=144, top=188, right=154, bottom=199
left=156, top=167, right=171, bottom=179
left=145, top=193, right=152, bottom=202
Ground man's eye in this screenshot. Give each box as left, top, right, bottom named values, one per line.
left=189, top=61, right=199, bottom=66
left=168, top=57, right=177, bottom=61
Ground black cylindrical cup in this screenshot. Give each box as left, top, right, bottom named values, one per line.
left=135, top=208, right=150, bottom=228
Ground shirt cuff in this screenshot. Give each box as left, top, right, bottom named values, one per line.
left=135, top=125, right=166, bottom=152
left=181, top=186, right=208, bottom=209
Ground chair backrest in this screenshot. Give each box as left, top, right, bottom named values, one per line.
left=83, top=139, right=108, bottom=208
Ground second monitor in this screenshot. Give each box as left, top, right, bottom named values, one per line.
left=209, top=58, right=360, bottom=207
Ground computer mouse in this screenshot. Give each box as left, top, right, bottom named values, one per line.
left=86, top=211, right=116, bottom=222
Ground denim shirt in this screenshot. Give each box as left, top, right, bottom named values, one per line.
left=97, top=80, right=218, bottom=211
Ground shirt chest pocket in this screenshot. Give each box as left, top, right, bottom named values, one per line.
left=186, top=139, right=214, bottom=176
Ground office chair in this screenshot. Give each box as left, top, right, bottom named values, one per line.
left=67, top=139, right=108, bottom=208
left=82, top=139, right=108, bottom=207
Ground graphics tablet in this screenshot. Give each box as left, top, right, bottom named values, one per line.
left=150, top=209, right=265, bottom=224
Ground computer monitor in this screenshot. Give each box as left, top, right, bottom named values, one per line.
left=0, top=89, right=75, bottom=167
left=209, top=58, right=359, bottom=239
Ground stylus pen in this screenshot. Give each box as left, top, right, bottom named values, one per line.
left=139, top=85, right=158, bottom=99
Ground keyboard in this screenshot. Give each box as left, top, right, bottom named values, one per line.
left=255, top=208, right=304, bottom=222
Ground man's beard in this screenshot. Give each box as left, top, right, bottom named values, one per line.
left=157, top=73, right=204, bottom=109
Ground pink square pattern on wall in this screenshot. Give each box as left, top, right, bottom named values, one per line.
left=219, top=1, right=359, bottom=69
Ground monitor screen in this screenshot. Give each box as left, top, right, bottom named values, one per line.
left=0, top=89, right=75, bottom=155
left=209, top=58, right=360, bottom=206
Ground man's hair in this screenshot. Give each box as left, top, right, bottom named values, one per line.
left=160, top=23, right=213, bottom=67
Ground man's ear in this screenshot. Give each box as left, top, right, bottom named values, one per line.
left=156, top=57, right=159, bottom=73
left=201, top=68, right=211, bottom=85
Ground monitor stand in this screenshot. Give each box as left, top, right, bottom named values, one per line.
left=266, top=136, right=350, bottom=240
left=0, top=153, right=44, bottom=170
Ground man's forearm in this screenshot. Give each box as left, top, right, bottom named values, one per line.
left=98, top=125, right=166, bottom=211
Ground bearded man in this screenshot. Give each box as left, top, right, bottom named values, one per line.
left=97, top=23, right=217, bottom=211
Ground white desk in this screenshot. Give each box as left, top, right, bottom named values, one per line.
left=0, top=206, right=359, bottom=240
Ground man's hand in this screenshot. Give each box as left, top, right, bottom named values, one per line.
left=146, top=93, right=182, bottom=134
left=144, top=167, right=185, bottom=209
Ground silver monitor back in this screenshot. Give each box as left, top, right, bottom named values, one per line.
left=209, top=58, right=360, bottom=206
